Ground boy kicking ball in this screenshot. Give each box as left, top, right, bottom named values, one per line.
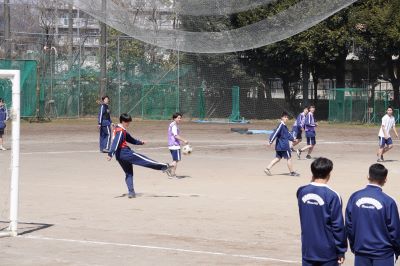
left=107, top=113, right=172, bottom=198
left=265, top=112, right=300, bottom=177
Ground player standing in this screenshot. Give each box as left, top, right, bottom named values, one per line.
left=0, top=98, right=8, bottom=151
left=265, top=112, right=300, bottom=176
left=291, top=106, right=309, bottom=151
left=297, top=105, right=317, bottom=160
left=297, top=157, right=347, bottom=266
left=168, top=112, right=189, bottom=178
left=98, top=95, right=112, bottom=152
left=107, top=113, right=172, bottom=198
left=345, top=163, right=400, bottom=266
left=377, top=106, right=398, bottom=162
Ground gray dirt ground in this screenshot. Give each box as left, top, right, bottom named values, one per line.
left=1, top=119, right=400, bottom=266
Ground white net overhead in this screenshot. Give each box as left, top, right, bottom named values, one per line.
left=62, top=0, right=357, bottom=53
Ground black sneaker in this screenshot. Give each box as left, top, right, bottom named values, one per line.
left=290, top=172, right=300, bottom=177
left=377, top=158, right=384, bottom=162
left=381, top=155, right=384, bottom=161
left=306, top=155, right=312, bottom=159
left=128, top=192, right=136, bottom=198
left=296, top=149, right=302, bottom=159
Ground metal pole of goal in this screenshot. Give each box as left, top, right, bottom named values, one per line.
left=0, top=70, right=20, bottom=237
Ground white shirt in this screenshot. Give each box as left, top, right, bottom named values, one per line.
left=378, top=114, right=395, bottom=138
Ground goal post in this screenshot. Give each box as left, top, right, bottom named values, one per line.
left=0, top=70, right=20, bottom=237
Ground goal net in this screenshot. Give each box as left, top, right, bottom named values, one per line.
left=0, top=70, right=21, bottom=237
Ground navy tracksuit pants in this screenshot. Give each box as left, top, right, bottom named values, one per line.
left=117, top=149, right=168, bottom=193
left=99, top=125, right=112, bottom=151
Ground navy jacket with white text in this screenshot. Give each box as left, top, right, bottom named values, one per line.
left=297, top=182, right=347, bottom=261
left=345, top=184, right=400, bottom=259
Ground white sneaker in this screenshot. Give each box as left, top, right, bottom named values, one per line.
left=0, top=146, right=6, bottom=151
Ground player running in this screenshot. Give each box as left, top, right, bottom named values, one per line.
left=265, top=112, right=300, bottom=177
left=377, top=106, right=398, bottom=162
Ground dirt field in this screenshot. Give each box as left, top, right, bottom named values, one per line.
left=0, top=119, right=399, bottom=266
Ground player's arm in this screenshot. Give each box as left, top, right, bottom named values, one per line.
left=5, top=107, right=9, bottom=121
left=392, top=125, right=399, bottom=139
left=269, top=123, right=282, bottom=145
left=107, top=131, right=122, bottom=160
left=387, top=201, right=400, bottom=257
left=171, top=125, right=188, bottom=144
left=345, top=198, right=354, bottom=252
left=330, top=195, right=347, bottom=262
left=174, top=134, right=188, bottom=144
left=98, top=104, right=104, bottom=127
left=126, top=133, right=145, bottom=145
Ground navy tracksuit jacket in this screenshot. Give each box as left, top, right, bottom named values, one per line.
left=346, top=184, right=400, bottom=260
left=98, top=103, right=112, bottom=151
left=108, top=125, right=168, bottom=193
left=297, top=183, right=347, bottom=262
left=269, top=121, right=294, bottom=151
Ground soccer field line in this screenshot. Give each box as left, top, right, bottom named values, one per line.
left=18, top=140, right=379, bottom=156
left=18, top=235, right=300, bottom=264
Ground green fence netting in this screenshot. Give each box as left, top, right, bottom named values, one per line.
left=0, top=60, right=38, bottom=117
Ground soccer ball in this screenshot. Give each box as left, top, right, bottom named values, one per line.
left=182, top=145, right=193, bottom=155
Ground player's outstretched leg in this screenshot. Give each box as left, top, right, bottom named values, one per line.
left=130, top=152, right=172, bottom=176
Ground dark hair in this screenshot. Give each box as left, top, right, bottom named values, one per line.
left=102, top=95, right=109, bottom=101
left=172, top=112, right=183, bottom=120
left=311, top=157, right=333, bottom=179
left=303, top=106, right=309, bottom=110
left=308, top=105, right=315, bottom=110
left=369, top=163, right=388, bottom=185
left=0, top=98, right=3, bottom=103
left=281, top=111, right=289, bottom=118
left=119, top=113, right=132, bottom=123
left=387, top=106, right=393, bottom=111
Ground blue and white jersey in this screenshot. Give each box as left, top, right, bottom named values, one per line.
left=269, top=121, right=294, bottom=151
left=292, top=112, right=306, bottom=132
left=297, top=182, right=347, bottom=261
left=0, top=105, right=8, bottom=129
left=345, top=184, right=400, bottom=259
left=98, top=103, right=111, bottom=126
left=304, top=112, right=316, bottom=133
left=108, top=124, right=144, bottom=160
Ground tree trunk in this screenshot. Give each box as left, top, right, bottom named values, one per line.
left=335, top=52, right=347, bottom=88
left=388, top=57, right=400, bottom=108
left=302, top=61, right=310, bottom=106
left=4, top=0, right=11, bottom=58
left=311, top=64, right=320, bottom=105
left=282, top=77, right=291, bottom=103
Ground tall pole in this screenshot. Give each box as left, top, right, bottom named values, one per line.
left=177, top=48, right=180, bottom=112
left=117, top=36, right=121, bottom=116
left=4, top=0, right=11, bottom=58
left=99, top=0, right=107, bottom=97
